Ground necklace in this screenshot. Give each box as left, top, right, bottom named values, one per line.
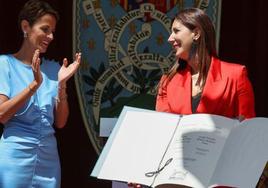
left=192, top=73, right=202, bottom=96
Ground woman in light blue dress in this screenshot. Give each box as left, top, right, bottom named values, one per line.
left=0, top=0, right=81, bottom=187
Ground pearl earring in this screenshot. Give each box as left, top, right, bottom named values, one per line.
left=23, top=31, right=28, bottom=38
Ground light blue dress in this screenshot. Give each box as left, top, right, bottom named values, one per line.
left=0, top=55, right=61, bottom=188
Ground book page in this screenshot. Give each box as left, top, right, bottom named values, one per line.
left=210, top=117, right=268, bottom=188
left=92, top=107, right=182, bottom=186
left=154, top=114, right=236, bottom=188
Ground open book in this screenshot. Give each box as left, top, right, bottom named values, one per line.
left=91, top=106, right=268, bottom=188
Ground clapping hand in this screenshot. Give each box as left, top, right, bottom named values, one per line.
left=58, top=52, right=81, bottom=84
left=31, top=49, right=43, bottom=86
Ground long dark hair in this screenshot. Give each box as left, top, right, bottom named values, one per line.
left=161, top=8, right=218, bottom=89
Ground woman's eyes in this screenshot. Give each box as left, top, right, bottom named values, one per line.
left=172, top=28, right=180, bottom=33
left=41, top=27, right=53, bottom=34
left=41, top=27, right=48, bottom=32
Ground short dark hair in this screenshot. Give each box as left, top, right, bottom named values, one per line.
left=18, top=0, right=59, bottom=27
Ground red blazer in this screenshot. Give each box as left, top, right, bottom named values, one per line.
left=156, top=57, right=255, bottom=118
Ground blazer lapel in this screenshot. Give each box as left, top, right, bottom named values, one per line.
left=168, top=65, right=192, bottom=114
left=197, top=57, right=228, bottom=113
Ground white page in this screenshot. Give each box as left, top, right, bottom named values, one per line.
left=210, top=117, right=268, bottom=188
left=91, top=107, right=144, bottom=177
left=154, top=114, right=236, bottom=188
left=96, top=109, right=181, bottom=186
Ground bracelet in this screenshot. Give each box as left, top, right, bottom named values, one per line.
left=56, top=95, right=68, bottom=103
left=28, top=84, right=35, bottom=93
left=58, top=85, right=67, bottom=90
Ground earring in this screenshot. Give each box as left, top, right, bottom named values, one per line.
left=23, top=31, right=28, bottom=38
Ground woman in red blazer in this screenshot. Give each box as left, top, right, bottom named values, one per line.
left=129, top=7, right=256, bottom=188
left=156, top=8, right=255, bottom=119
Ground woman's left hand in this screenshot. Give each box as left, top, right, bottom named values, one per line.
left=58, top=52, right=81, bottom=84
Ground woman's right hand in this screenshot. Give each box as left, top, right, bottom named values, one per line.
left=31, top=49, right=43, bottom=88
